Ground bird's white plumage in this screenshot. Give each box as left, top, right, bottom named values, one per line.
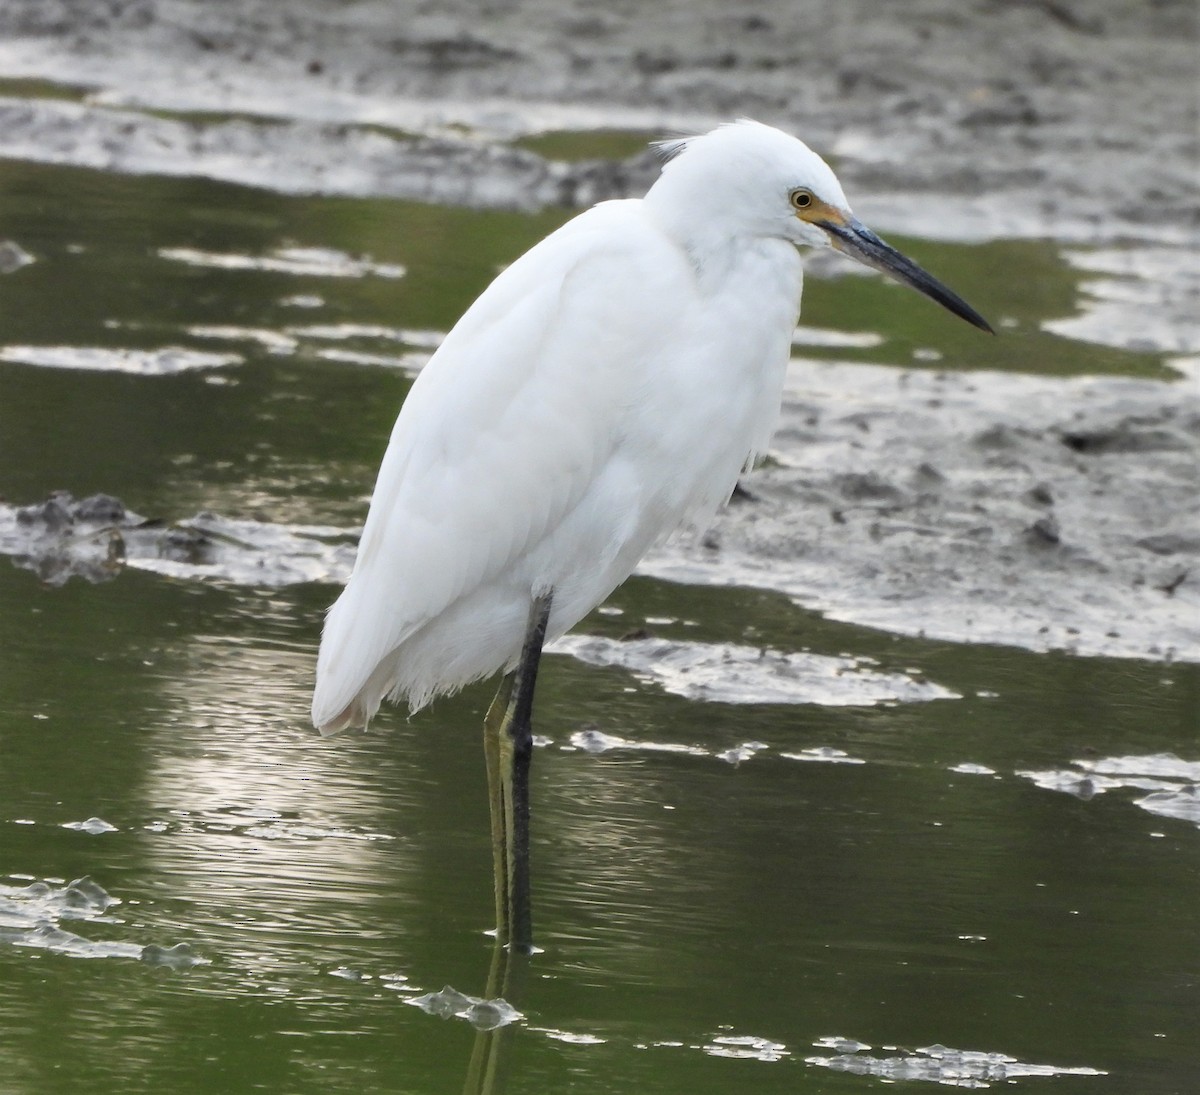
left=313, top=121, right=850, bottom=732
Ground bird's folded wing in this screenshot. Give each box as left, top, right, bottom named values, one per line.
left=313, top=203, right=689, bottom=722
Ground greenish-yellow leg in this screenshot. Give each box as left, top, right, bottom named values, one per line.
left=483, top=675, right=514, bottom=940
left=482, top=592, right=553, bottom=952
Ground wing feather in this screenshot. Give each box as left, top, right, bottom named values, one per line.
left=312, top=201, right=687, bottom=729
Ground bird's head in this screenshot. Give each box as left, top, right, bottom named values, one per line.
left=650, top=120, right=993, bottom=333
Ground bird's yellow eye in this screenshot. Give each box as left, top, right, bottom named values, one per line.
left=790, top=189, right=814, bottom=211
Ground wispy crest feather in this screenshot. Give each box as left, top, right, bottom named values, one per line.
left=652, top=119, right=765, bottom=162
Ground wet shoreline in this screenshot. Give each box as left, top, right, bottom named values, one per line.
left=5, top=349, right=1196, bottom=665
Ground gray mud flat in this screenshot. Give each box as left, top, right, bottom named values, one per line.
left=0, top=0, right=1194, bottom=239
left=0, top=493, right=355, bottom=588
left=650, top=361, right=1200, bottom=662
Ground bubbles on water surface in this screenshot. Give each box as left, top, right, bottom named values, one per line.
left=328, top=966, right=370, bottom=983
left=812, top=1035, right=872, bottom=1053
left=1134, top=785, right=1200, bottom=825
left=61, top=816, right=119, bottom=834
left=948, top=762, right=998, bottom=776
left=806, top=1039, right=1107, bottom=1087
left=140, top=942, right=208, bottom=970
left=714, top=741, right=769, bottom=765
left=0, top=876, right=119, bottom=924
left=703, top=1033, right=789, bottom=1061
left=565, top=728, right=868, bottom=768
left=536, top=1029, right=607, bottom=1045
left=1081, top=754, right=1200, bottom=781
left=0, top=876, right=208, bottom=967
left=1017, top=752, right=1200, bottom=827
left=406, top=985, right=524, bottom=1031
left=779, top=746, right=865, bottom=765
left=0, top=239, right=36, bottom=273
left=567, top=728, right=708, bottom=757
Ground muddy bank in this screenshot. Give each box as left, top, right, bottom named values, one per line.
left=650, top=359, right=1199, bottom=662
left=0, top=492, right=354, bottom=588
left=5, top=352, right=1197, bottom=663
left=0, top=1, right=1194, bottom=350
left=0, top=0, right=1196, bottom=244
left=0, top=4, right=1195, bottom=355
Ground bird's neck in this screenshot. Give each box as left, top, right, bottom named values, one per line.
left=642, top=200, right=801, bottom=297
left=691, top=232, right=803, bottom=302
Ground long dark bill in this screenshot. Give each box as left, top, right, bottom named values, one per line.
left=824, top=218, right=994, bottom=334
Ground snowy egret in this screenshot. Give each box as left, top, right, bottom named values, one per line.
left=313, top=120, right=991, bottom=948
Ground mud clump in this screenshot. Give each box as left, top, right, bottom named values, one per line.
left=1, top=493, right=358, bottom=588
left=9, top=491, right=133, bottom=585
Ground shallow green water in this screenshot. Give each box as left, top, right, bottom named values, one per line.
left=1, top=159, right=1196, bottom=1094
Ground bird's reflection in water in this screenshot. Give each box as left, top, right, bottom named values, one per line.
left=462, top=941, right=530, bottom=1095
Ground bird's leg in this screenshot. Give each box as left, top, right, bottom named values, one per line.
left=483, top=675, right=514, bottom=942
left=483, top=591, right=553, bottom=951
left=507, top=591, right=552, bottom=949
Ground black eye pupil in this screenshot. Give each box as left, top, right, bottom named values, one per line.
left=793, top=191, right=811, bottom=208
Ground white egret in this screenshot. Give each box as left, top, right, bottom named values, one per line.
left=313, top=120, right=991, bottom=949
